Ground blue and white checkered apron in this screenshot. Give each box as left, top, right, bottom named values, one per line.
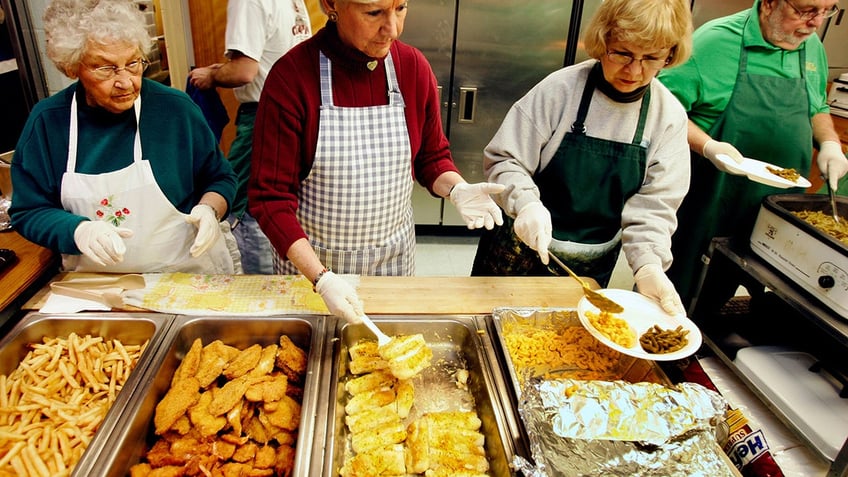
left=274, top=51, right=415, bottom=275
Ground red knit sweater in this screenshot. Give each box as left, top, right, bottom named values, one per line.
left=249, top=22, right=458, bottom=258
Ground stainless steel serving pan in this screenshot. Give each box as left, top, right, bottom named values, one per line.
left=0, top=312, right=174, bottom=476
left=89, top=314, right=327, bottom=477
left=319, top=315, right=521, bottom=476
left=488, top=307, right=670, bottom=465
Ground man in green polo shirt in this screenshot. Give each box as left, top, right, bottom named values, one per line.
left=659, top=0, right=848, bottom=310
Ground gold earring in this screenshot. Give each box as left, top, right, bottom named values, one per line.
left=328, top=11, right=338, bottom=22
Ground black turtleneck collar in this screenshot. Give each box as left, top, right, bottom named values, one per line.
left=317, top=21, right=384, bottom=72
left=590, top=61, right=649, bottom=104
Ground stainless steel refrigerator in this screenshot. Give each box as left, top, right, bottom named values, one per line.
left=403, top=0, right=603, bottom=225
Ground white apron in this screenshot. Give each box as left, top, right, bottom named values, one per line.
left=61, top=93, right=235, bottom=273
left=275, top=52, right=415, bottom=275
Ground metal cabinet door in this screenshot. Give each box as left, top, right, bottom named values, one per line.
left=402, top=0, right=457, bottom=225
left=404, top=0, right=577, bottom=226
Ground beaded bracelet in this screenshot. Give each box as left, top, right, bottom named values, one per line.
left=312, top=268, right=330, bottom=290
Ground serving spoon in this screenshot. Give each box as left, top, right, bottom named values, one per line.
left=548, top=252, right=624, bottom=314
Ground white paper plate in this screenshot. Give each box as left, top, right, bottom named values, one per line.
left=577, top=289, right=702, bottom=361
left=715, top=154, right=812, bottom=189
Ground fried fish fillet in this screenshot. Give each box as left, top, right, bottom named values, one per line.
left=348, top=341, right=390, bottom=375
left=428, top=447, right=489, bottom=474
left=248, top=343, right=279, bottom=377
left=208, top=374, right=252, bottom=416
left=276, top=335, right=308, bottom=381
left=351, top=420, right=407, bottom=454
left=349, top=340, right=380, bottom=360
left=345, top=403, right=402, bottom=434
left=244, top=373, right=288, bottom=402
left=340, top=444, right=406, bottom=477
left=406, top=412, right=488, bottom=474
left=345, top=388, right=396, bottom=415
left=171, top=338, right=202, bottom=386
left=344, top=370, right=396, bottom=395
left=425, top=410, right=481, bottom=430
left=195, top=339, right=240, bottom=388
left=223, top=343, right=262, bottom=379
left=260, top=394, right=301, bottom=431
left=188, top=389, right=227, bottom=438
left=378, top=334, right=433, bottom=380
left=154, top=376, right=200, bottom=434
left=395, top=379, right=414, bottom=419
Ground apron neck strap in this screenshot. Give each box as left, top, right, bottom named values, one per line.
left=318, top=51, right=401, bottom=106
left=67, top=91, right=142, bottom=172
left=573, top=61, right=651, bottom=145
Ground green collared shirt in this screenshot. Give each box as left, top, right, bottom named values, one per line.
left=658, top=0, right=830, bottom=133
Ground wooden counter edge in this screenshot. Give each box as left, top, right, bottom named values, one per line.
left=24, top=274, right=598, bottom=314
left=0, top=231, right=58, bottom=312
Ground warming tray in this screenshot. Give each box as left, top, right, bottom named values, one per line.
left=488, top=308, right=670, bottom=454
left=88, top=314, right=327, bottom=477
left=0, top=312, right=174, bottom=476
left=750, top=193, right=848, bottom=318
left=319, top=315, right=521, bottom=476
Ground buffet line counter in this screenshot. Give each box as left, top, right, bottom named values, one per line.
left=22, top=273, right=593, bottom=314
left=6, top=272, right=744, bottom=477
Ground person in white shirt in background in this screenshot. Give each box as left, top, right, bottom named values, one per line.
left=190, top=0, right=312, bottom=274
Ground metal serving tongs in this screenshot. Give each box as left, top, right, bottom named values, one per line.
left=548, top=251, right=624, bottom=314
left=827, top=167, right=841, bottom=224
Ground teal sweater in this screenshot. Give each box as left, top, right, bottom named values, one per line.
left=10, top=79, right=236, bottom=254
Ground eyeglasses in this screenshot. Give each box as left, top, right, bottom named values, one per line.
left=85, top=59, right=150, bottom=80
left=606, top=51, right=670, bottom=70
left=783, top=0, right=840, bottom=21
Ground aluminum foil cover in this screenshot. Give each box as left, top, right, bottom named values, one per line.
left=513, top=378, right=734, bottom=476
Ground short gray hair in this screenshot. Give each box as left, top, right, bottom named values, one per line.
left=44, top=0, right=152, bottom=76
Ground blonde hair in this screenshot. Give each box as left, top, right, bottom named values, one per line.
left=583, top=0, right=693, bottom=68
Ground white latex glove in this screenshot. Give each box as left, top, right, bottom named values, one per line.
left=634, top=263, right=686, bottom=316
left=449, top=182, right=506, bottom=230
left=314, top=271, right=364, bottom=324
left=703, top=139, right=745, bottom=174
left=817, top=141, right=848, bottom=190
left=513, top=202, right=552, bottom=265
left=73, top=220, right=133, bottom=266
left=185, top=204, right=221, bottom=257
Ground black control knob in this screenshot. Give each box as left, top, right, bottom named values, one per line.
left=818, top=275, right=835, bottom=289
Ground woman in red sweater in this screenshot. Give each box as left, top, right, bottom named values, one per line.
left=249, top=0, right=504, bottom=322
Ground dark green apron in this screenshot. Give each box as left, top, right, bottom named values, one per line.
left=667, top=26, right=812, bottom=304
left=472, top=66, right=648, bottom=286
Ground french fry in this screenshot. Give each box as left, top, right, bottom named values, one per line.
left=0, top=334, right=147, bottom=476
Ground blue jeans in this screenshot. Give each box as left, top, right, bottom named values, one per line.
left=228, top=211, right=274, bottom=274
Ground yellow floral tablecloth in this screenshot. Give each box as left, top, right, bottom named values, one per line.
left=122, top=273, right=336, bottom=315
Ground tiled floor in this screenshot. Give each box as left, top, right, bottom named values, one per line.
left=414, top=232, right=636, bottom=290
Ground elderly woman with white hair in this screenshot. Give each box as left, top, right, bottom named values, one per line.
left=250, top=0, right=505, bottom=323
left=10, top=0, right=239, bottom=273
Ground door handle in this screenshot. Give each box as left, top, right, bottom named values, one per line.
left=458, top=87, right=477, bottom=124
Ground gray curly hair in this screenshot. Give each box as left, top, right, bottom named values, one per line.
left=44, top=0, right=152, bottom=76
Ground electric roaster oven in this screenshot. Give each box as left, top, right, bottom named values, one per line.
left=749, top=193, right=848, bottom=319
